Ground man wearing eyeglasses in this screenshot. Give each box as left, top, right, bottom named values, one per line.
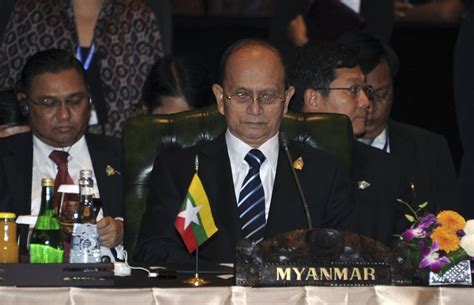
left=135, top=39, right=353, bottom=265
left=287, top=41, right=411, bottom=245
left=338, top=31, right=459, bottom=214
left=0, top=49, right=124, bottom=261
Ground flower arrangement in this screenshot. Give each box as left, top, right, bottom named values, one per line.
left=398, top=199, right=474, bottom=275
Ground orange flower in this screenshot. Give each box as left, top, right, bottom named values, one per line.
left=436, top=210, right=466, bottom=232
left=431, top=227, right=460, bottom=253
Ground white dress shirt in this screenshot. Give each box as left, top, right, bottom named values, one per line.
left=32, top=135, right=99, bottom=215
left=31, top=135, right=122, bottom=260
left=370, top=128, right=390, bottom=153
left=225, top=130, right=279, bottom=220
left=357, top=128, right=391, bottom=153
left=340, top=0, right=361, bottom=13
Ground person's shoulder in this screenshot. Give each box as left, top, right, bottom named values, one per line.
left=0, top=132, right=31, bottom=153
left=353, top=140, right=391, bottom=162
left=389, top=120, right=447, bottom=144
left=86, top=133, right=121, bottom=149
left=291, top=140, right=348, bottom=170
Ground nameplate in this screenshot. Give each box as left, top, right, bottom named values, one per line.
left=244, top=262, right=391, bottom=286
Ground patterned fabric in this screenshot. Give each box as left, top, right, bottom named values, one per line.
left=49, top=150, right=74, bottom=210
left=238, top=149, right=266, bottom=243
left=0, top=0, right=163, bottom=137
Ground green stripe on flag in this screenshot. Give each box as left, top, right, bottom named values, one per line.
left=187, top=193, right=209, bottom=244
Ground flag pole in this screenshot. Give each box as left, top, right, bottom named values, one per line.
left=195, top=246, right=199, bottom=280
left=184, top=155, right=209, bottom=287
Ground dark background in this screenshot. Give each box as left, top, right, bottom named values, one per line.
left=173, top=17, right=463, bottom=170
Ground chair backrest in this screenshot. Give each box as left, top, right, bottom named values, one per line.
left=122, top=104, right=353, bottom=259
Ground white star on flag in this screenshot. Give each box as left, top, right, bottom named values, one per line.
left=177, top=198, right=202, bottom=230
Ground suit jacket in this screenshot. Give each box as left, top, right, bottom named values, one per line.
left=388, top=121, right=459, bottom=213
left=454, top=5, right=474, bottom=218
left=134, top=134, right=353, bottom=265
left=351, top=141, right=409, bottom=245
left=0, top=132, right=124, bottom=252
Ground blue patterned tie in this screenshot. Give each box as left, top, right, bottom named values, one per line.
left=238, top=149, right=266, bottom=243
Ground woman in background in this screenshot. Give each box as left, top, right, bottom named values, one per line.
left=142, top=55, right=212, bottom=115
left=0, top=0, right=163, bottom=136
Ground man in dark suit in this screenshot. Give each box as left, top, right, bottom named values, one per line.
left=339, top=31, right=459, bottom=213
left=454, top=0, right=474, bottom=218
left=0, top=49, right=123, bottom=258
left=287, top=41, right=409, bottom=245
left=135, top=39, right=353, bottom=265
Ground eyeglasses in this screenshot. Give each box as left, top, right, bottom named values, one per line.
left=27, top=94, right=89, bottom=113
left=315, top=84, right=374, bottom=99
left=224, top=91, right=286, bottom=107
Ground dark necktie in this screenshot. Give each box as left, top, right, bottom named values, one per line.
left=49, top=150, right=74, bottom=210
left=238, top=149, right=266, bottom=243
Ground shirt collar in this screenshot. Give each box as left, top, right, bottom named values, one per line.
left=371, top=127, right=390, bottom=152
left=225, top=129, right=279, bottom=172
left=33, top=134, right=88, bottom=162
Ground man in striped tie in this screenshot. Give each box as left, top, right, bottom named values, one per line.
left=136, top=38, right=353, bottom=265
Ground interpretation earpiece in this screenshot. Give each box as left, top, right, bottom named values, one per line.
left=19, top=97, right=29, bottom=117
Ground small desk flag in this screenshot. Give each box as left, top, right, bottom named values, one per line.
left=175, top=173, right=218, bottom=253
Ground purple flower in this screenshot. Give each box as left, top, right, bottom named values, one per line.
left=402, top=213, right=437, bottom=241
left=419, top=241, right=450, bottom=273
left=419, top=213, right=437, bottom=228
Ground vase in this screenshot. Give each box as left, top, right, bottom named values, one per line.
left=429, top=260, right=472, bottom=286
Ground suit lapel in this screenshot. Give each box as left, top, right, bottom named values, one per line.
left=2, top=133, right=33, bottom=215
left=86, top=134, right=112, bottom=211
left=197, top=134, right=242, bottom=243
left=387, top=121, right=408, bottom=156
left=265, top=142, right=306, bottom=236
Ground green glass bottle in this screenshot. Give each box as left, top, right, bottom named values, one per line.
left=29, top=178, right=64, bottom=263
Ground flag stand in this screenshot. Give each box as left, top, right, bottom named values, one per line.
left=183, top=247, right=209, bottom=286
left=180, top=155, right=214, bottom=287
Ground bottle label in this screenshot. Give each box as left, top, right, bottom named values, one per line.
left=30, top=244, right=64, bottom=263
left=69, top=223, right=101, bottom=263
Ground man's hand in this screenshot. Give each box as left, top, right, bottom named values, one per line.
left=97, top=217, right=123, bottom=248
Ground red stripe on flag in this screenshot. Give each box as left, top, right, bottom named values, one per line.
left=175, top=213, right=198, bottom=253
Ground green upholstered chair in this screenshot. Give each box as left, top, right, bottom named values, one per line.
left=121, top=105, right=353, bottom=260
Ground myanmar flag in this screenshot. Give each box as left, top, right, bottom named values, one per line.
left=175, top=173, right=218, bottom=253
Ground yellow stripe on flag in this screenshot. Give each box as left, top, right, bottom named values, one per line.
left=189, top=174, right=218, bottom=237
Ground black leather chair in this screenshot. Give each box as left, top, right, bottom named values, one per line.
left=122, top=105, right=353, bottom=259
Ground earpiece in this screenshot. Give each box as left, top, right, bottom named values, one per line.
left=19, top=97, right=29, bottom=117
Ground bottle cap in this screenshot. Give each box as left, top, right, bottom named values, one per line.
left=0, top=212, right=16, bottom=219
left=80, top=169, right=93, bottom=178
left=41, top=178, right=55, bottom=187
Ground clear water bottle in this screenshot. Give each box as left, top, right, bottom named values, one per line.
left=69, top=170, right=101, bottom=263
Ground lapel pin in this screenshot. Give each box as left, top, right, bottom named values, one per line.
left=105, top=165, right=121, bottom=176
left=357, top=180, right=371, bottom=190
left=293, top=156, right=304, bottom=170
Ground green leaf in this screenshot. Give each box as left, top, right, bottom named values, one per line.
left=405, top=214, right=415, bottom=222
left=418, top=202, right=429, bottom=209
